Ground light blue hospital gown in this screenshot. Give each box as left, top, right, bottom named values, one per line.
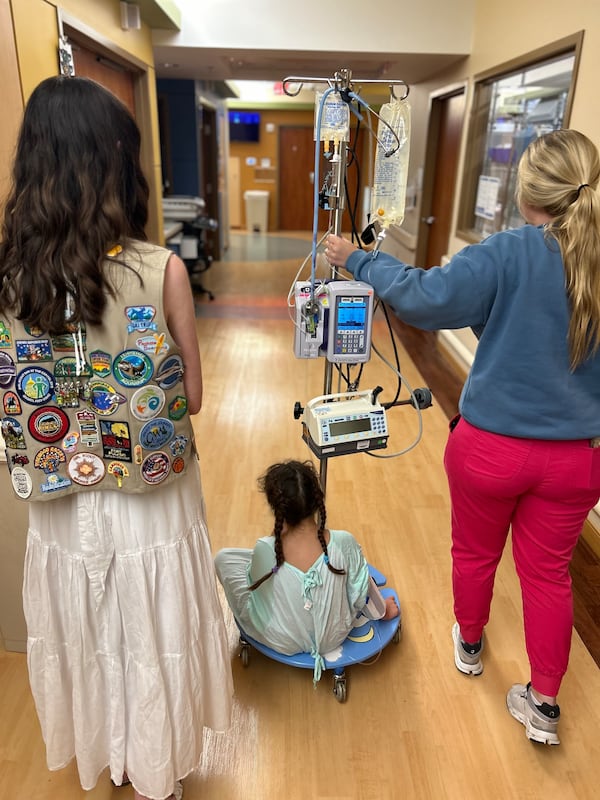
left=214, top=529, right=375, bottom=682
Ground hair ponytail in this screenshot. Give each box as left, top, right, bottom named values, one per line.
left=517, top=129, right=600, bottom=369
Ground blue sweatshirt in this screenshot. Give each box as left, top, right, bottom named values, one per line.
left=346, top=225, right=600, bottom=440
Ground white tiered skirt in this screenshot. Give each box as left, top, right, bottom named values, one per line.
left=24, top=461, right=233, bottom=800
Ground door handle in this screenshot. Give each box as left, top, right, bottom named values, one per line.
left=421, top=216, right=435, bottom=225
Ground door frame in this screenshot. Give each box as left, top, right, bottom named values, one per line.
left=415, top=82, right=467, bottom=267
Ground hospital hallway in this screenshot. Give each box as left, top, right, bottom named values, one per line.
left=1, top=231, right=600, bottom=799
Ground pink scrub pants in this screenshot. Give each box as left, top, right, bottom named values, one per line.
left=444, top=417, right=600, bottom=696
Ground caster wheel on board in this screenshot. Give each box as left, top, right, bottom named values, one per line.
left=333, top=675, right=347, bottom=703
left=392, top=623, right=402, bottom=644
left=239, top=640, right=250, bottom=667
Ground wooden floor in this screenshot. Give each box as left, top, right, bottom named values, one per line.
left=1, top=231, right=600, bottom=799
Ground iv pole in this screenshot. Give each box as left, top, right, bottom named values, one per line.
left=283, top=69, right=409, bottom=493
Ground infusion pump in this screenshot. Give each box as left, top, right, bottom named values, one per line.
left=300, top=389, right=388, bottom=459
left=293, top=280, right=374, bottom=363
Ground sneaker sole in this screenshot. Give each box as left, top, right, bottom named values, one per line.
left=452, top=623, right=483, bottom=675
left=506, top=698, right=560, bottom=745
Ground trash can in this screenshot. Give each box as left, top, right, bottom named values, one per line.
left=244, top=190, right=269, bottom=232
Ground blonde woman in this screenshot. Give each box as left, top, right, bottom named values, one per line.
left=325, top=129, right=600, bottom=746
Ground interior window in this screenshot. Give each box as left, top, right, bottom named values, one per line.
left=458, top=38, right=581, bottom=241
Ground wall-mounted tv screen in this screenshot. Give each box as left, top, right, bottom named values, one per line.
left=229, top=110, right=260, bottom=142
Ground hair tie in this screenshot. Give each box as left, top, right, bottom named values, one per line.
left=576, top=183, right=590, bottom=198
left=323, top=555, right=329, bottom=564
left=271, top=565, right=279, bottom=574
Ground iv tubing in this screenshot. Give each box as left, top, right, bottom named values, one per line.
left=310, top=86, right=335, bottom=300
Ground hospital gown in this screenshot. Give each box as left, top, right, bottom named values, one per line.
left=215, top=529, right=375, bottom=681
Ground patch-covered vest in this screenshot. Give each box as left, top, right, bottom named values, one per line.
left=0, top=241, right=197, bottom=501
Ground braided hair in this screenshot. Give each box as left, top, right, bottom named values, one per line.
left=248, top=460, right=345, bottom=591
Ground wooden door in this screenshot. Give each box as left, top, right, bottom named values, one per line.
left=199, top=104, right=220, bottom=260
left=278, top=127, right=317, bottom=231
left=71, top=42, right=136, bottom=116
left=418, top=89, right=466, bottom=267
left=278, top=126, right=364, bottom=233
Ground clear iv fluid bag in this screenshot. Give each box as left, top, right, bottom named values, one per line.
left=315, top=91, right=350, bottom=142
left=371, top=99, right=411, bottom=228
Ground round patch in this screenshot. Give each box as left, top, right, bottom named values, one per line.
left=112, top=349, right=154, bottom=388
left=139, top=417, right=175, bottom=450
left=28, top=406, right=70, bottom=444
left=155, top=354, right=184, bottom=390
left=141, top=451, right=171, bottom=485
left=10, top=466, right=32, bottom=499
left=172, top=456, right=185, bottom=474
left=0, top=352, right=17, bottom=388
left=16, top=367, right=54, bottom=405
left=67, top=452, right=106, bottom=486
left=130, top=385, right=166, bottom=421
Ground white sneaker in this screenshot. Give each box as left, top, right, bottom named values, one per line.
left=506, top=683, right=560, bottom=745
left=452, top=622, right=483, bottom=675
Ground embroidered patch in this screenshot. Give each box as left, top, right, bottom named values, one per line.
left=139, top=417, right=175, bottom=450
left=28, top=406, right=70, bottom=444
left=76, top=409, right=100, bottom=447
left=89, top=350, right=112, bottom=378
left=87, top=380, right=127, bottom=416
left=1, top=417, right=27, bottom=449
left=10, top=466, right=32, bottom=499
left=0, top=352, right=16, bottom=388
left=136, top=332, right=169, bottom=356
left=54, top=356, right=92, bottom=378
left=130, top=385, right=166, bottom=421
left=3, top=391, right=21, bottom=415
left=15, top=339, right=52, bottom=363
left=155, top=354, right=184, bottom=390
left=16, top=367, right=54, bottom=405
left=169, top=434, right=188, bottom=457
left=62, top=431, right=79, bottom=453
left=140, top=451, right=171, bottom=485
left=100, top=419, right=132, bottom=462
left=51, top=328, right=87, bottom=353
left=34, top=445, right=66, bottom=474
left=168, top=395, right=187, bottom=420
left=0, top=321, right=12, bottom=348
left=67, top=452, right=106, bottom=486
left=107, top=461, right=130, bottom=488
left=112, top=349, right=154, bottom=388
left=125, top=305, right=157, bottom=334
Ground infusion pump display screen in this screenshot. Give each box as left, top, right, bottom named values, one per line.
left=329, top=417, right=372, bottom=437
left=336, top=297, right=367, bottom=330
left=318, top=409, right=387, bottom=446
left=332, top=296, right=368, bottom=356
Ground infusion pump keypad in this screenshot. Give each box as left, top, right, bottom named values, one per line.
left=334, top=330, right=365, bottom=356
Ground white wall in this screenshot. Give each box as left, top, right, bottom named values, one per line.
left=154, top=0, right=475, bottom=55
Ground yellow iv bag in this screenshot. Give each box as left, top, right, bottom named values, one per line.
left=370, top=98, right=411, bottom=229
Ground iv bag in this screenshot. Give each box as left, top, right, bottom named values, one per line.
left=314, top=90, right=350, bottom=142
left=370, top=98, right=411, bottom=229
